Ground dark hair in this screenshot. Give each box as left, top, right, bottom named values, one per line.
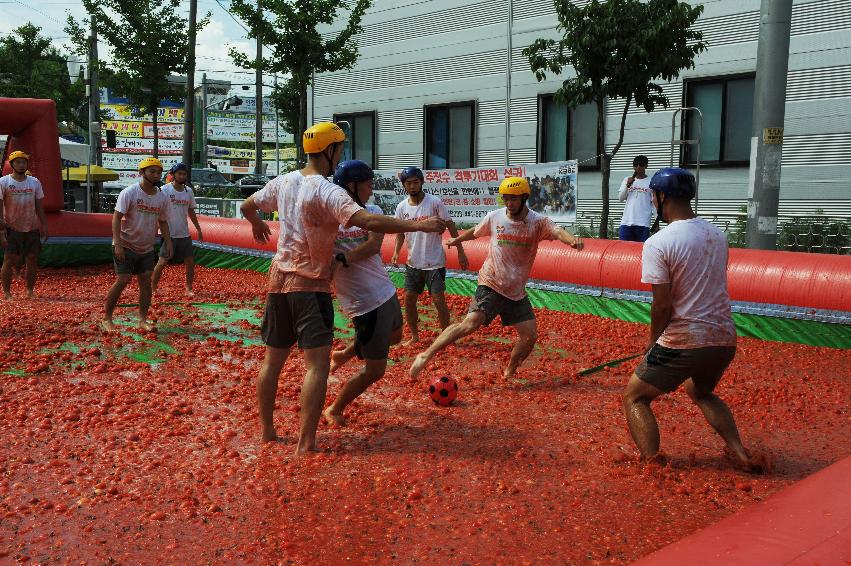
left=633, top=155, right=649, bottom=167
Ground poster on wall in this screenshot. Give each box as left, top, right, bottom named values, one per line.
left=207, top=111, right=293, bottom=143
left=370, top=161, right=578, bottom=224
left=101, top=104, right=185, bottom=123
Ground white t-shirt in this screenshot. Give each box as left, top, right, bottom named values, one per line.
left=332, top=204, right=397, bottom=318
left=161, top=184, right=196, bottom=238
left=618, top=176, right=654, bottom=227
left=253, top=171, right=363, bottom=294
left=394, top=193, right=450, bottom=270
left=0, top=175, right=44, bottom=232
left=641, top=217, right=737, bottom=349
left=114, top=183, right=171, bottom=254
left=474, top=208, right=559, bottom=301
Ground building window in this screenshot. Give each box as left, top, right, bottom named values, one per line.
left=334, top=111, right=376, bottom=168
left=538, top=95, right=600, bottom=169
left=424, top=102, right=475, bottom=169
left=683, top=75, right=754, bottom=166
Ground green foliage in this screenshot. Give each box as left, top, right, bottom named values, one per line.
left=65, top=0, right=209, bottom=155
left=0, top=24, right=87, bottom=131
left=196, top=186, right=243, bottom=199
left=228, top=0, right=372, bottom=164
left=523, top=0, right=706, bottom=238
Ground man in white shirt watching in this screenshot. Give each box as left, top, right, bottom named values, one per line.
left=618, top=155, right=653, bottom=242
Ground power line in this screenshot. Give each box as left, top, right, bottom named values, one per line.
left=13, top=0, right=63, bottom=24
left=213, top=0, right=249, bottom=33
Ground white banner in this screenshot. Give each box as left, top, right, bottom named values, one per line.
left=101, top=104, right=184, bottom=123
left=143, top=123, right=184, bottom=139
left=206, top=110, right=292, bottom=143
left=371, top=162, right=578, bottom=223
left=102, top=153, right=182, bottom=171
left=101, top=137, right=184, bottom=154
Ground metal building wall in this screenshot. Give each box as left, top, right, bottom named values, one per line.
left=311, top=0, right=851, bottom=219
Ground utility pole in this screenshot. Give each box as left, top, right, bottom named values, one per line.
left=182, top=0, right=198, bottom=173
left=254, top=0, right=263, bottom=175
left=274, top=73, right=280, bottom=177
left=87, top=16, right=101, bottom=211
left=201, top=73, right=208, bottom=169
left=746, top=0, right=793, bottom=250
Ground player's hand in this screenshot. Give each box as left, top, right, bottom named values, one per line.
left=458, top=251, right=469, bottom=271
left=390, top=253, right=399, bottom=267
left=627, top=177, right=635, bottom=189
left=570, top=237, right=583, bottom=251
left=418, top=217, right=447, bottom=233
left=197, top=230, right=204, bottom=242
left=113, top=244, right=125, bottom=262
left=250, top=218, right=272, bottom=244
left=40, top=228, right=49, bottom=244
left=164, top=242, right=174, bottom=259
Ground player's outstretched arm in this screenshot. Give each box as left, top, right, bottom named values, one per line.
left=446, top=220, right=469, bottom=269
left=555, top=227, right=583, bottom=250
left=240, top=196, right=272, bottom=244
left=349, top=210, right=446, bottom=235
left=446, top=228, right=476, bottom=248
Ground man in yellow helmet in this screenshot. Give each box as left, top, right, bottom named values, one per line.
left=1, top=151, right=48, bottom=300
left=103, top=157, right=173, bottom=331
left=410, top=176, right=583, bottom=380
left=240, top=122, right=448, bottom=452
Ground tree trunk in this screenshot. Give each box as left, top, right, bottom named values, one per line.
left=598, top=98, right=609, bottom=239
left=297, top=82, right=308, bottom=167
left=152, top=108, right=159, bottom=158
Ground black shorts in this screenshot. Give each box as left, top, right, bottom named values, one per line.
left=4, top=229, right=41, bottom=257
left=468, top=284, right=535, bottom=327
left=114, top=248, right=156, bottom=275
left=160, top=237, right=194, bottom=264
left=636, top=345, right=737, bottom=393
left=261, top=292, right=334, bottom=350
left=404, top=266, right=446, bottom=294
left=353, top=295, right=403, bottom=360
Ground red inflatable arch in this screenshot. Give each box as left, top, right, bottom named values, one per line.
left=1, top=97, right=64, bottom=212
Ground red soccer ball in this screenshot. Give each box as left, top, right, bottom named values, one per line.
left=428, top=375, right=458, bottom=406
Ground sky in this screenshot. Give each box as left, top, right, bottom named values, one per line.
left=1, top=0, right=272, bottom=95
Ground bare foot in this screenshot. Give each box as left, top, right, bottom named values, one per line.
left=323, top=407, right=347, bottom=427
left=726, top=447, right=770, bottom=474
left=101, top=320, right=118, bottom=332
left=410, top=352, right=430, bottom=378
left=185, top=289, right=195, bottom=297
left=260, top=427, right=279, bottom=443
left=503, top=365, right=519, bottom=380
left=26, top=289, right=35, bottom=299
left=402, top=336, right=420, bottom=347
left=330, top=350, right=352, bottom=374
left=138, top=320, right=157, bottom=332
left=294, top=440, right=321, bottom=455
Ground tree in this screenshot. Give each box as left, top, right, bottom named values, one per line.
left=65, top=1, right=209, bottom=157
left=0, top=24, right=87, bottom=132
left=228, top=0, right=371, bottom=165
left=523, top=0, right=706, bottom=238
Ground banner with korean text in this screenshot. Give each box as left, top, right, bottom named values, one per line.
left=371, top=161, right=578, bottom=223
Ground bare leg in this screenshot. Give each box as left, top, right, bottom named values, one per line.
left=431, top=291, right=451, bottom=329
left=257, top=346, right=291, bottom=442
left=1, top=253, right=18, bottom=299
left=622, top=373, right=666, bottom=460
left=683, top=379, right=764, bottom=472
left=410, top=311, right=485, bottom=378
left=24, top=253, right=38, bottom=298
left=504, top=318, right=538, bottom=379
left=151, top=257, right=168, bottom=294
left=104, top=274, right=132, bottom=329
left=296, top=345, right=332, bottom=454
left=325, top=326, right=401, bottom=425
left=137, top=272, right=154, bottom=330
left=330, top=342, right=357, bottom=374
left=403, top=290, right=420, bottom=345
left=184, top=256, right=195, bottom=296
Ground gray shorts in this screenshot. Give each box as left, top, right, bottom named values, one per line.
left=261, top=292, right=334, bottom=350
left=404, top=266, right=446, bottom=294
left=4, top=229, right=41, bottom=257
left=636, top=344, right=737, bottom=393
left=114, top=247, right=156, bottom=275
left=468, top=284, right=535, bottom=327
left=160, top=237, right=194, bottom=264
left=353, top=294, right=403, bottom=360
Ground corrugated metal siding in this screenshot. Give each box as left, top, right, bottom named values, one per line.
left=786, top=64, right=851, bottom=102
left=782, top=133, right=851, bottom=166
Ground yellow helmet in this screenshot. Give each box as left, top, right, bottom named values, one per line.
left=303, top=122, right=345, bottom=154
left=138, top=157, right=164, bottom=171
left=7, top=150, right=30, bottom=163
left=499, top=176, right=531, bottom=196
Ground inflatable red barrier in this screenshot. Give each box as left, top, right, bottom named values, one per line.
left=1, top=98, right=64, bottom=213
left=634, top=455, right=851, bottom=565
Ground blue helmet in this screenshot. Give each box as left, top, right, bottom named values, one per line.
left=333, top=159, right=373, bottom=187
left=170, top=163, right=189, bottom=174
left=649, top=167, right=696, bottom=199
left=399, top=166, right=424, bottom=183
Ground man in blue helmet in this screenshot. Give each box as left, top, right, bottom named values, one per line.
left=152, top=163, right=203, bottom=296
left=323, top=160, right=404, bottom=426
left=622, top=167, right=765, bottom=472
left=391, top=166, right=468, bottom=345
